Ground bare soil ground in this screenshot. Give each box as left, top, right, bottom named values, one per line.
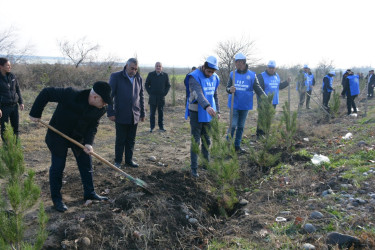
left=17, top=83, right=375, bottom=249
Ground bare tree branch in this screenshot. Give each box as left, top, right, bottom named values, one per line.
left=215, top=37, right=259, bottom=85
left=58, top=37, right=100, bottom=68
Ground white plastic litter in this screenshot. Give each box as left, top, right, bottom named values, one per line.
left=275, top=217, right=287, bottom=222
left=311, top=154, right=330, bottom=165
left=342, top=132, right=353, bottom=140
left=303, top=138, right=309, bottom=142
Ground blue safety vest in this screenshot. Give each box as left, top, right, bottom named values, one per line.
left=227, top=70, right=255, bottom=110
left=347, top=75, right=360, bottom=96
left=322, top=75, right=333, bottom=93
left=306, top=73, right=314, bottom=91
left=184, top=69, right=220, bottom=122
left=261, top=71, right=280, bottom=105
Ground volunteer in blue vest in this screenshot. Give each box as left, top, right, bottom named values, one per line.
left=296, top=65, right=315, bottom=110
left=341, top=71, right=360, bottom=115
left=226, top=53, right=264, bottom=153
left=255, top=60, right=290, bottom=138
left=185, top=56, right=220, bottom=178
left=322, top=70, right=336, bottom=110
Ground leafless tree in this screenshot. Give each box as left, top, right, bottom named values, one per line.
left=0, top=26, right=33, bottom=64
left=215, top=37, right=259, bottom=85
left=58, top=37, right=99, bottom=68
left=315, top=58, right=335, bottom=80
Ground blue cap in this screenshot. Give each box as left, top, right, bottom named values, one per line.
left=329, top=70, right=336, bottom=76
left=206, top=56, right=219, bottom=70
left=303, top=64, right=309, bottom=69
left=267, top=60, right=276, bottom=68
left=235, top=53, right=246, bottom=61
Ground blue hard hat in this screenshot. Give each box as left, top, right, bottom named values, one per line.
left=329, top=70, right=336, bottom=76
left=206, top=56, right=219, bottom=70
left=267, top=60, right=276, bottom=68
left=235, top=53, right=246, bottom=61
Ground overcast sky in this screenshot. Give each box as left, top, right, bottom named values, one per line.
left=2, top=0, right=374, bottom=69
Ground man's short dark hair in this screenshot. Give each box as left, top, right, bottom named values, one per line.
left=0, top=57, right=9, bottom=66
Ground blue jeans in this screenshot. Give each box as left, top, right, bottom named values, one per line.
left=189, top=111, right=210, bottom=170
left=228, top=109, right=249, bottom=147
left=50, top=150, right=95, bottom=203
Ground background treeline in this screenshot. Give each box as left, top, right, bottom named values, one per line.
left=11, top=62, right=373, bottom=91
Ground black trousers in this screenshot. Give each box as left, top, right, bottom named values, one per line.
left=0, top=104, right=19, bottom=141
left=149, top=103, right=164, bottom=130
left=50, top=150, right=95, bottom=203
left=115, top=122, right=138, bottom=164
left=347, top=95, right=357, bottom=115
left=323, top=91, right=331, bottom=109
left=368, top=84, right=374, bottom=97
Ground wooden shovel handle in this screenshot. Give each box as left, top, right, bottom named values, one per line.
left=38, top=120, right=137, bottom=182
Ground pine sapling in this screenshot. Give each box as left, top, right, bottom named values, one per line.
left=279, top=101, right=297, bottom=152
left=192, top=117, right=239, bottom=216
left=0, top=123, right=48, bottom=249
left=250, top=94, right=280, bottom=170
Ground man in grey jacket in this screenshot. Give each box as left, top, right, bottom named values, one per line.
left=185, top=56, right=220, bottom=177
left=107, top=58, right=145, bottom=168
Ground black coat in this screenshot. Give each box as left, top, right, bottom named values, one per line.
left=145, top=71, right=170, bottom=105
left=29, top=87, right=106, bottom=157
left=0, top=72, right=23, bottom=106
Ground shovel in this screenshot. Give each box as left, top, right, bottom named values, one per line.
left=39, top=120, right=152, bottom=194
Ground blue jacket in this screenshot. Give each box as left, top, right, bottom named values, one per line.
left=107, top=66, right=145, bottom=124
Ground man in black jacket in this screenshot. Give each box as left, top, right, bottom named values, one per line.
left=29, top=81, right=112, bottom=212
left=0, top=58, right=24, bottom=141
left=145, top=62, right=170, bottom=132
left=367, top=70, right=375, bottom=98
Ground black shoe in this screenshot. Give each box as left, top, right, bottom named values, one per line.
left=53, top=201, right=68, bottom=212
left=159, top=128, right=166, bottom=132
left=235, top=146, right=247, bottom=154
left=191, top=168, right=199, bottom=178
left=125, top=160, right=139, bottom=168
left=84, top=193, right=109, bottom=201
left=114, top=162, right=122, bottom=168
left=150, top=129, right=153, bottom=133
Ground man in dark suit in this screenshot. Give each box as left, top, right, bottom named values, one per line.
left=367, top=70, right=375, bottom=98
left=107, top=58, right=145, bottom=168
left=145, top=62, right=170, bottom=132
left=29, top=81, right=112, bottom=212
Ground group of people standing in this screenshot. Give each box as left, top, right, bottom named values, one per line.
left=1, top=55, right=373, bottom=212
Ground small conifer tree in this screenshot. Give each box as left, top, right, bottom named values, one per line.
left=279, top=101, right=297, bottom=152
left=0, top=123, right=48, bottom=249
left=192, top=117, right=239, bottom=216
left=250, top=94, right=280, bottom=170
left=330, top=91, right=341, bottom=117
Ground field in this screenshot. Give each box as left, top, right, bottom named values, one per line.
left=7, top=76, right=375, bottom=249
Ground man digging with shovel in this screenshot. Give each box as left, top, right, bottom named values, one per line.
left=29, top=81, right=112, bottom=212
